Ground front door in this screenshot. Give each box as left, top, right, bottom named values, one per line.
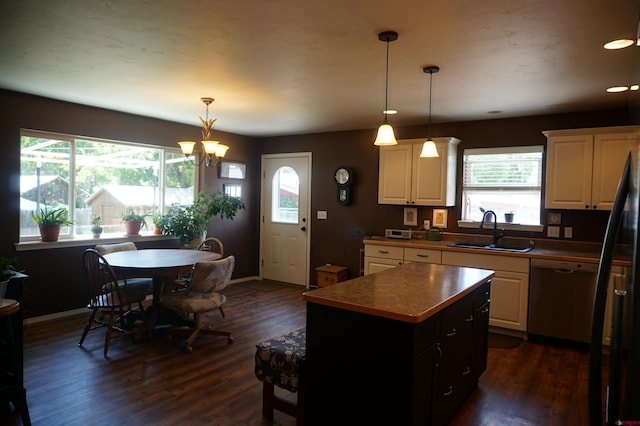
left=260, top=153, right=311, bottom=287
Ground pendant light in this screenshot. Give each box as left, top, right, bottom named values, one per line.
left=178, top=97, right=230, bottom=167
left=420, top=66, right=440, bottom=157
left=374, top=31, right=399, bottom=146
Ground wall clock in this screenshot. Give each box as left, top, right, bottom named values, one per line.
left=334, top=167, right=353, bottom=205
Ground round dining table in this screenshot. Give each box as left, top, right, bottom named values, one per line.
left=103, top=248, right=222, bottom=333
left=103, top=248, right=220, bottom=281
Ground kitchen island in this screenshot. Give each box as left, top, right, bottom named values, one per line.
left=303, top=262, right=494, bottom=425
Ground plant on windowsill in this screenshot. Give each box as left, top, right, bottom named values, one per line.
left=91, top=215, right=103, bottom=238
left=31, top=206, right=74, bottom=242
left=162, top=191, right=245, bottom=247
left=152, top=214, right=169, bottom=235
left=121, top=210, right=150, bottom=237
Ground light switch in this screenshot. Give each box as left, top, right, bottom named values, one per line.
left=317, top=210, right=327, bottom=220
left=564, top=227, right=573, bottom=239
left=547, top=226, right=560, bottom=238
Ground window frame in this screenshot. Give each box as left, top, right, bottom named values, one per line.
left=458, top=145, right=545, bottom=232
left=17, top=129, right=199, bottom=247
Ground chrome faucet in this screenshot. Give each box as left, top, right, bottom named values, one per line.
left=479, top=209, right=503, bottom=246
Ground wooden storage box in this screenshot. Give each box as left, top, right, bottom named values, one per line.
left=315, top=265, right=348, bottom=287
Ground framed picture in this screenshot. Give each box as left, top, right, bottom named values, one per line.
left=403, top=207, right=418, bottom=226
left=223, top=183, right=242, bottom=198
left=433, top=209, right=448, bottom=228
left=219, top=161, right=246, bottom=180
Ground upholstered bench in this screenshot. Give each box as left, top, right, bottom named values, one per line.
left=254, top=327, right=306, bottom=425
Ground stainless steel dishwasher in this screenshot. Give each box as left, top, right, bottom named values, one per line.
left=528, top=258, right=598, bottom=343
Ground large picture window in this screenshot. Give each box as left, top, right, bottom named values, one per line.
left=20, top=130, right=196, bottom=241
left=462, top=146, right=543, bottom=225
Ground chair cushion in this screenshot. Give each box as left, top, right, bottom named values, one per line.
left=255, top=328, right=306, bottom=393
left=95, top=242, right=137, bottom=255
left=161, top=290, right=226, bottom=314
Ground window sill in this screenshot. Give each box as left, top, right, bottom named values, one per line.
left=15, top=233, right=176, bottom=252
left=457, top=220, right=545, bottom=233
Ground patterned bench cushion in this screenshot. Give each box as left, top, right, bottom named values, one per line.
left=255, top=327, right=306, bottom=393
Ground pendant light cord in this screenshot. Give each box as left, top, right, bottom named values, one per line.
left=383, top=39, right=390, bottom=124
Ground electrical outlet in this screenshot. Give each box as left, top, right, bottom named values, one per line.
left=317, top=210, right=327, bottom=220
left=564, top=227, right=573, bottom=239
left=547, top=226, right=560, bottom=238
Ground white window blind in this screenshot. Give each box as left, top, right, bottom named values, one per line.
left=462, top=146, right=543, bottom=225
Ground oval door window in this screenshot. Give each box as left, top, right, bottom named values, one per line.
left=271, top=166, right=299, bottom=224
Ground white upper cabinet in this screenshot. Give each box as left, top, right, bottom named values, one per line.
left=378, top=137, right=460, bottom=206
left=544, top=126, right=639, bottom=210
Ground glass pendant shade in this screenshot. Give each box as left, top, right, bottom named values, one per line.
left=214, top=144, right=229, bottom=158
left=201, top=140, right=220, bottom=154
left=178, top=141, right=196, bottom=155
left=374, top=123, right=398, bottom=146
left=420, top=140, right=439, bottom=157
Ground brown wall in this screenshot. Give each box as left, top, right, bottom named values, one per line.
left=0, top=88, right=635, bottom=317
left=0, top=89, right=259, bottom=317
left=257, top=109, right=634, bottom=282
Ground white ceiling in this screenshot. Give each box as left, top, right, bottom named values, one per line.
left=0, top=0, right=638, bottom=137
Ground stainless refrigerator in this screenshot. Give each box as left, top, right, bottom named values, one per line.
left=589, top=148, right=640, bottom=425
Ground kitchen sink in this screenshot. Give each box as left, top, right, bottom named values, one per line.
left=448, top=242, right=533, bottom=253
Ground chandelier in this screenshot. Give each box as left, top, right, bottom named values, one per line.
left=178, top=97, right=229, bottom=167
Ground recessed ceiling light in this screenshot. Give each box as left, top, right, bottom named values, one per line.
left=607, top=86, right=629, bottom=93
left=604, top=39, right=635, bottom=49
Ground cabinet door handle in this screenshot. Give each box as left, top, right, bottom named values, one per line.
left=378, top=250, right=389, bottom=254
left=462, top=366, right=471, bottom=376
left=417, top=254, right=429, bottom=258
left=437, top=343, right=442, bottom=362
left=443, top=386, right=454, bottom=397
left=446, top=329, right=456, bottom=337
left=481, top=305, right=490, bottom=314
left=465, top=315, right=474, bottom=322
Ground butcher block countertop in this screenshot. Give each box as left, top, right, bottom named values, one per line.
left=303, top=262, right=495, bottom=323
left=363, top=235, right=631, bottom=266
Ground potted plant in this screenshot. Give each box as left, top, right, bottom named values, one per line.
left=162, top=191, right=245, bottom=247
left=121, top=210, right=150, bottom=237
left=152, top=214, right=169, bottom=235
left=31, top=206, right=74, bottom=242
left=91, top=215, right=103, bottom=238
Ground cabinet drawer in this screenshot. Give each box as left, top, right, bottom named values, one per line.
left=404, top=248, right=442, bottom=264
left=364, top=244, right=404, bottom=260
left=440, top=298, right=474, bottom=357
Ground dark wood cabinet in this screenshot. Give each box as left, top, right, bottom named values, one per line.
left=305, top=280, right=492, bottom=425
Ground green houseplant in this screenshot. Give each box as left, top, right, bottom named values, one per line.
left=121, top=210, right=150, bottom=237
left=31, top=206, right=74, bottom=242
left=162, top=191, right=245, bottom=246
left=91, top=215, right=103, bottom=238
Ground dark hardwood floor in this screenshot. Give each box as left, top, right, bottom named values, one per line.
left=6, top=281, right=601, bottom=425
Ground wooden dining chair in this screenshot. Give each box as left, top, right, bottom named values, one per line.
left=95, top=242, right=153, bottom=297
left=78, top=249, right=148, bottom=357
left=160, top=256, right=235, bottom=352
left=177, top=237, right=225, bottom=287
left=197, top=237, right=224, bottom=257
